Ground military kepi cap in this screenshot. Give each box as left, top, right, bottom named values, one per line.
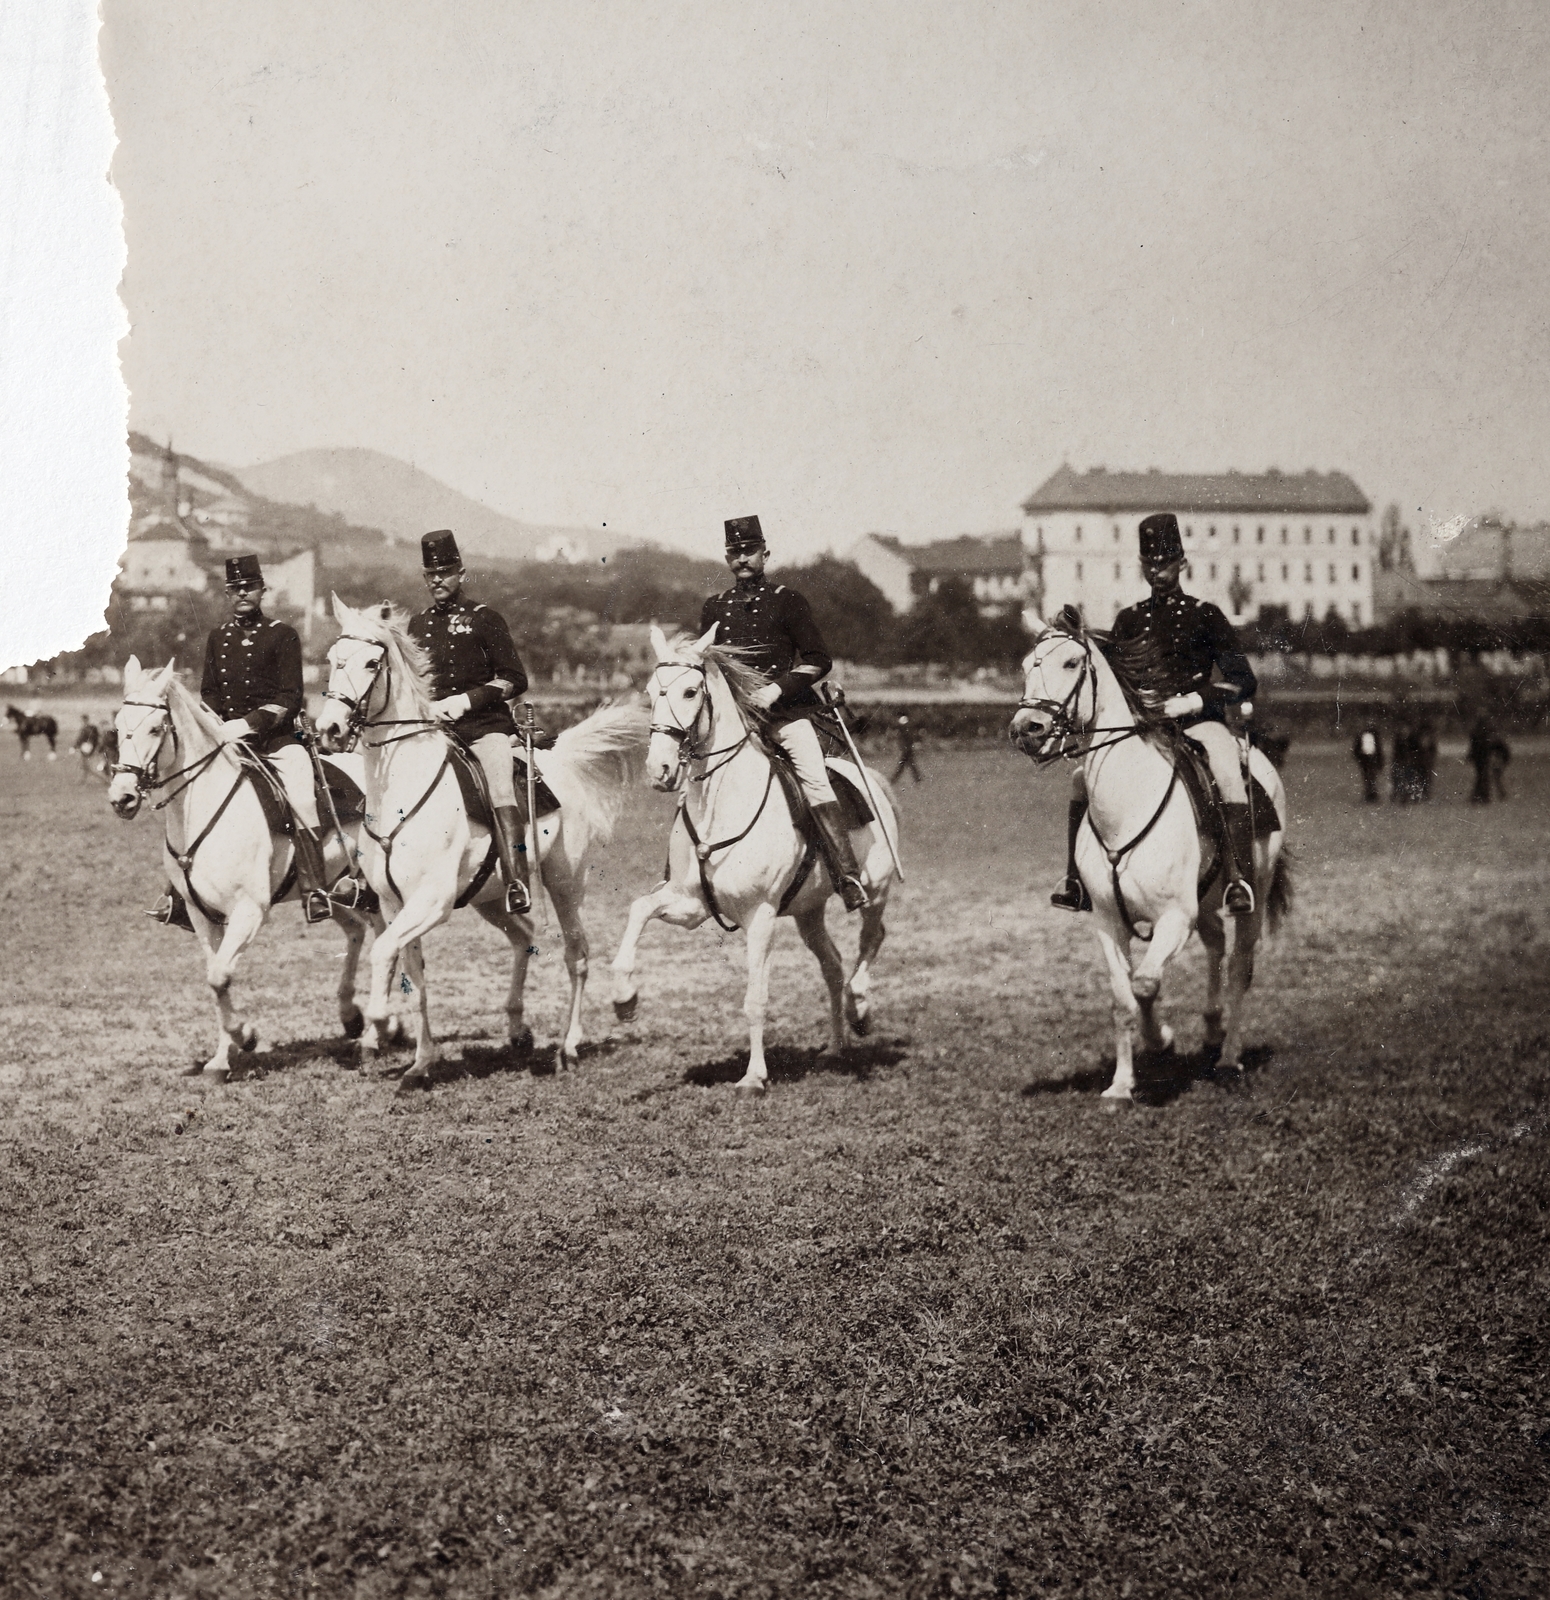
left=224, top=553, right=263, bottom=587
left=422, top=529, right=462, bottom=570
left=724, top=515, right=765, bottom=549
left=1138, top=513, right=1184, bottom=563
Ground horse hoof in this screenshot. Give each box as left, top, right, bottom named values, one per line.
left=733, top=1075, right=767, bottom=1094
left=509, top=1028, right=535, bottom=1057
left=182, top=1060, right=206, bottom=1077
left=203, top=1066, right=230, bottom=1086
left=1130, top=975, right=1160, bottom=1002
left=383, top=1016, right=406, bottom=1045
left=239, top=1025, right=258, bottom=1053
left=395, top=1068, right=432, bottom=1097
left=559, top=1044, right=579, bottom=1070
left=1100, top=1084, right=1132, bottom=1103
left=341, top=1010, right=365, bottom=1040
left=612, top=994, right=639, bottom=1023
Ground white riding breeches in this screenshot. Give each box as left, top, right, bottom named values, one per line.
left=267, top=742, right=320, bottom=829
left=468, top=731, right=518, bottom=809
left=1187, top=721, right=1248, bottom=803
left=773, top=717, right=837, bottom=807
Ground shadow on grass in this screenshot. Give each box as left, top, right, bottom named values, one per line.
left=683, top=1037, right=907, bottom=1088
left=1022, top=1042, right=1276, bottom=1105
left=215, top=1032, right=362, bottom=1083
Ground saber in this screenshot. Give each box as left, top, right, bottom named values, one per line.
left=820, top=683, right=904, bottom=884
left=523, top=700, right=547, bottom=927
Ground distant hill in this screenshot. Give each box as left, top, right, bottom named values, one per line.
left=234, top=447, right=624, bottom=566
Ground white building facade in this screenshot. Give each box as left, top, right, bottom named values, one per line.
left=1022, top=466, right=1377, bottom=629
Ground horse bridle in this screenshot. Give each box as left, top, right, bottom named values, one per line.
left=320, top=636, right=391, bottom=750
left=1015, top=629, right=1140, bottom=766
left=647, top=661, right=748, bottom=783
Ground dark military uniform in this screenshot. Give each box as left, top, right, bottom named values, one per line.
left=1109, top=590, right=1257, bottom=725
left=200, top=614, right=305, bottom=755
left=408, top=597, right=527, bottom=743
left=698, top=579, right=830, bottom=729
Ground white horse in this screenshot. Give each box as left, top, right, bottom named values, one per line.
left=1010, top=612, right=1292, bottom=1099
left=313, top=596, right=649, bottom=1092
left=609, top=624, right=901, bottom=1092
left=107, top=656, right=383, bottom=1081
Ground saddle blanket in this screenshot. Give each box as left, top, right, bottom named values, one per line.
left=768, top=753, right=877, bottom=832
left=247, top=753, right=366, bottom=837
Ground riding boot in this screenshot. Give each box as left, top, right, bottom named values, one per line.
left=813, top=801, right=869, bottom=912
left=492, top=804, right=533, bottom=917
left=1050, top=798, right=1092, bottom=912
left=290, top=826, right=334, bottom=924
left=147, top=885, right=194, bottom=932
left=1221, top=802, right=1257, bottom=917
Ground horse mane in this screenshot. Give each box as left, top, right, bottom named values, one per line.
left=1044, top=609, right=1165, bottom=727
left=699, top=641, right=777, bottom=727
left=336, top=601, right=437, bottom=714
left=164, top=674, right=228, bottom=743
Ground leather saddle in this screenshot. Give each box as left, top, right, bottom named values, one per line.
left=765, top=743, right=875, bottom=833
left=1171, top=731, right=1282, bottom=896
left=245, top=751, right=367, bottom=837
left=444, top=738, right=561, bottom=831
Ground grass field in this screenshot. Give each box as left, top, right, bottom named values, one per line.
left=2, top=723, right=1548, bottom=1598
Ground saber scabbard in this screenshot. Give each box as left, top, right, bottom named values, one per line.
left=821, top=684, right=904, bottom=884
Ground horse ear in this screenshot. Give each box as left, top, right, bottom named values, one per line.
left=1059, top=603, right=1083, bottom=634
left=123, top=654, right=142, bottom=683
left=379, top=601, right=392, bottom=622
left=687, top=621, right=718, bottom=660
left=1021, top=605, right=1046, bottom=636
left=649, top=623, right=672, bottom=663
left=330, top=592, right=350, bottom=624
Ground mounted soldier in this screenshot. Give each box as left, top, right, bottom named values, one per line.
left=149, top=553, right=333, bottom=929
left=1051, top=512, right=1259, bottom=917
left=408, top=529, right=532, bottom=916
left=700, top=515, right=869, bottom=912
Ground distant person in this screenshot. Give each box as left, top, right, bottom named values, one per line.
left=1390, top=720, right=1419, bottom=804
left=73, top=713, right=100, bottom=782
left=1352, top=725, right=1384, bottom=804
left=1468, top=716, right=1511, bottom=804
left=890, top=714, right=923, bottom=785
left=1413, top=716, right=1439, bottom=802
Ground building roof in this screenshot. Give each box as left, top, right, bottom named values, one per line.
left=127, top=510, right=207, bottom=546
left=866, top=532, right=1026, bottom=576
left=1022, top=464, right=1371, bottom=517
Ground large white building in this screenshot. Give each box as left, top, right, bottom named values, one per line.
left=1022, top=466, right=1377, bottom=628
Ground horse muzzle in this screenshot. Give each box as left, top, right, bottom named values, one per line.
left=108, top=781, right=142, bottom=819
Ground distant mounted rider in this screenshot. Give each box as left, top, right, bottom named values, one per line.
left=408, top=529, right=532, bottom=917
left=149, top=553, right=334, bottom=929
left=1051, top=512, right=1259, bottom=917
left=701, top=515, right=869, bottom=912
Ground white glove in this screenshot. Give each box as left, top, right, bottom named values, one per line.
left=217, top=717, right=252, bottom=744
left=1162, top=692, right=1204, bottom=719
left=429, top=693, right=472, bottom=722
left=1239, top=701, right=1254, bottom=720
left=751, top=682, right=782, bottom=710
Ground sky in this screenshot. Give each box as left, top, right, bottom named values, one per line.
left=4, top=0, right=1549, bottom=663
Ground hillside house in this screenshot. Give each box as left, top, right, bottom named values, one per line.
left=849, top=532, right=1030, bottom=616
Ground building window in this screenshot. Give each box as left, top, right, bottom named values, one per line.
left=1281, top=563, right=1288, bottom=580
left=1328, top=563, right=1336, bottom=582
left=1257, top=525, right=1265, bottom=542
left=1113, top=562, right=1121, bottom=579
left=1185, top=524, right=1194, bottom=539
left=1304, top=563, right=1312, bottom=582
left=1209, top=563, right=1217, bottom=579
left=1303, top=526, right=1311, bottom=543
left=1351, top=527, right=1361, bottom=546
left=1351, top=602, right=1362, bottom=624
left=1232, top=526, right=1240, bottom=543
left=1113, top=524, right=1120, bottom=541
left=1208, top=524, right=1217, bottom=538
left=1328, top=526, right=1336, bottom=543
left=1075, top=561, right=1083, bottom=578
left=1075, top=526, right=1082, bottom=543
left=1257, top=562, right=1265, bottom=581
left=1280, top=526, right=1288, bottom=544
left=1232, top=562, right=1241, bottom=578
left=1351, top=564, right=1360, bottom=581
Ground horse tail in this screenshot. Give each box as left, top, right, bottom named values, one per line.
left=1265, top=845, right=1294, bottom=934
left=541, top=700, right=651, bottom=851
